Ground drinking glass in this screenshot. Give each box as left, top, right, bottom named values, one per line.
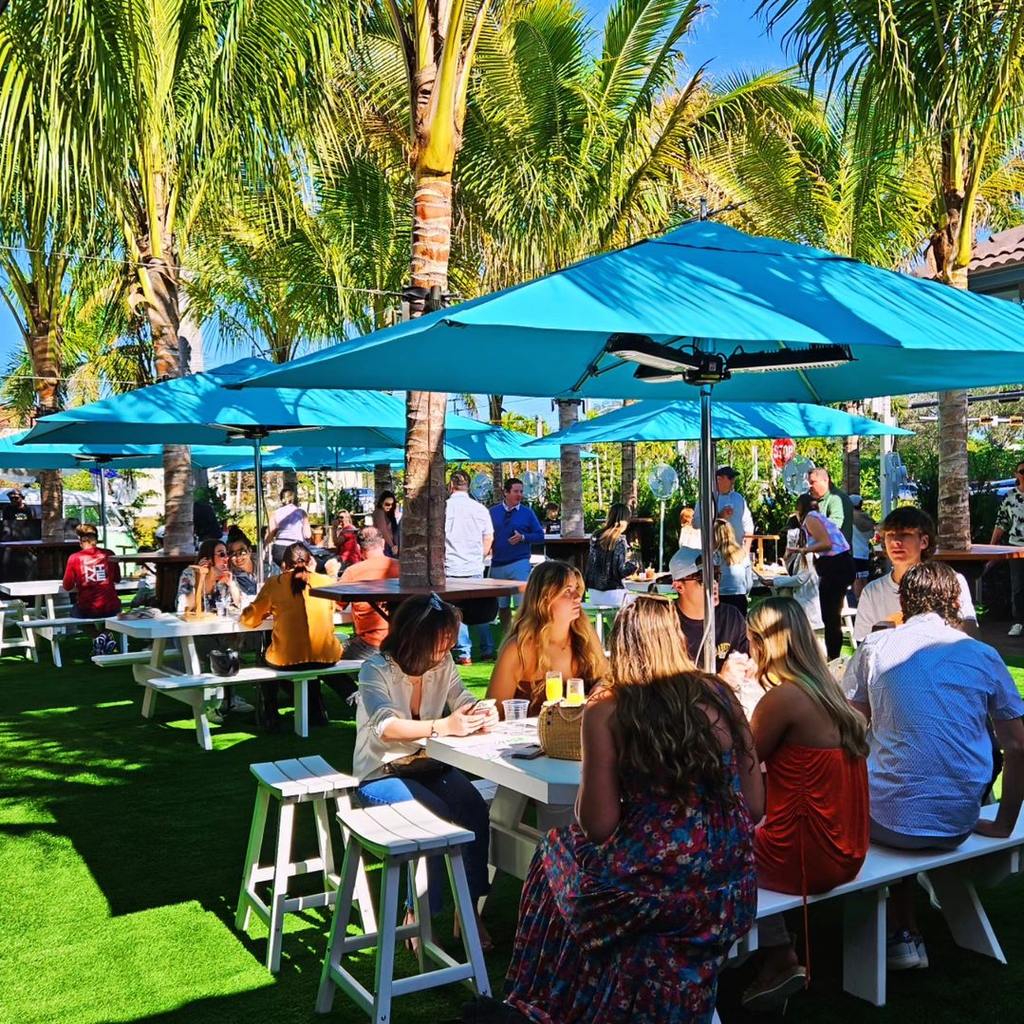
left=566, top=677, right=586, bottom=706
left=545, top=671, right=563, bottom=704
left=502, top=698, right=530, bottom=739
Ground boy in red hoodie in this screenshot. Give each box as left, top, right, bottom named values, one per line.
left=62, top=524, right=121, bottom=655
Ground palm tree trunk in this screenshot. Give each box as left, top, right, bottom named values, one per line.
left=374, top=464, right=393, bottom=497
left=489, top=394, right=503, bottom=501
left=843, top=401, right=861, bottom=494
left=401, top=172, right=452, bottom=587
left=557, top=399, right=584, bottom=537
left=938, top=389, right=970, bottom=548
left=621, top=442, right=637, bottom=510
left=26, top=314, right=63, bottom=542
left=141, top=222, right=193, bottom=555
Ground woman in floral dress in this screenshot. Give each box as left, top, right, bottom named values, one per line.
left=502, top=596, right=763, bottom=1023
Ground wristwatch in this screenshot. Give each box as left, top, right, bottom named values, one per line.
left=429, top=721, right=439, bottom=739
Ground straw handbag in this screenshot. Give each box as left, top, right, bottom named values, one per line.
left=538, top=702, right=585, bottom=760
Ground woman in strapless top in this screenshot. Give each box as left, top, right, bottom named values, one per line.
left=488, top=560, right=609, bottom=715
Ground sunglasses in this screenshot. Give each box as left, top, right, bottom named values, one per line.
left=227, top=548, right=249, bottom=558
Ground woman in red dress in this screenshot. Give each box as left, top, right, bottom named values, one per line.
left=741, top=597, right=870, bottom=1012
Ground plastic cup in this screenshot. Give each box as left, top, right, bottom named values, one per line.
left=502, top=698, right=530, bottom=738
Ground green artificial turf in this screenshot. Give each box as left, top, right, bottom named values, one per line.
left=2, top=637, right=1024, bottom=1023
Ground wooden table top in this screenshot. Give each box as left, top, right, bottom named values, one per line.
left=933, top=545, right=1024, bottom=562
left=543, top=535, right=591, bottom=545
left=310, top=577, right=524, bottom=604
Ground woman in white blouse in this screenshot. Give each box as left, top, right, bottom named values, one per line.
left=355, top=593, right=497, bottom=941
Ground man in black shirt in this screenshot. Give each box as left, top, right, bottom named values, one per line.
left=1, top=489, right=35, bottom=522
left=669, top=546, right=748, bottom=670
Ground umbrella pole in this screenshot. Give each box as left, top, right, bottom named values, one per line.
left=699, top=386, right=716, bottom=673
left=98, top=470, right=108, bottom=549
left=659, top=499, right=666, bottom=572
left=253, top=442, right=266, bottom=586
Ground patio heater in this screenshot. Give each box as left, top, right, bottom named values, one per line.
left=605, top=335, right=854, bottom=671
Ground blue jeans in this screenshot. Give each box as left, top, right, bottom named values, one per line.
left=489, top=558, right=532, bottom=609
left=357, top=768, right=491, bottom=915
left=454, top=620, right=495, bottom=660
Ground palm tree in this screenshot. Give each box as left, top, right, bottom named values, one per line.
left=761, top=0, right=1024, bottom=548
left=89, top=0, right=332, bottom=553
left=0, top=0, right=119, bottom=538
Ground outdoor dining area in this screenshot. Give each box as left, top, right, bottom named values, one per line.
left=3, top=214, right=1024, bottom=1024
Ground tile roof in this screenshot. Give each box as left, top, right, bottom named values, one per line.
left=911, top=224, right=1024, bottom=280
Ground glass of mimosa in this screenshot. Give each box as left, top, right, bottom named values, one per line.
left=545, top=671, right=563, bottom=704
left=566, top=677, right=585, bottom=706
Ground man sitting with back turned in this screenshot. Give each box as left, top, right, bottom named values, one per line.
left=846, top=561, right=1024, bottom=971
left=669, top=546, right=748, bottom=669
left=336, top=527, right=400, bottom=661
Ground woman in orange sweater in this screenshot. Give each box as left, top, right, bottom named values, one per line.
left=240, top=542, right=341, bottom=729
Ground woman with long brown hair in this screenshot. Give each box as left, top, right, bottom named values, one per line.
left=740, top=597, right=869, bottom=1012
left=498, top=597, right=762, bottom=1023
left=584, top=501, right=638, bottom=607
left=487, top=560, right=608, bottom=715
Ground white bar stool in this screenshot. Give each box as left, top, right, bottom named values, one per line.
left=235, top=755, right=376, bottom=972
left=316, top=800, right=492, bottom=1022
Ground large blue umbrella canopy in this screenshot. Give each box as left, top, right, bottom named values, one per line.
left=15, top=356, right=490, bottom=448
left=528, top=400, right=911, bottom=445
left=210, top=428, right=591, bottom=471
left=0, top=431, right=244, bottom=470
left=235, top=222, right=1024, bottom=402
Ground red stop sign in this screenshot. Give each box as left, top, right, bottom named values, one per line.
left=772, top=438, right=796, bottom=469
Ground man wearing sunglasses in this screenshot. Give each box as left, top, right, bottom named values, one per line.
left=991, top=462, right=1024, bottom=636
left=669, top=547, right=749, bottom=669
left=489, top=478, right=544, bottom=633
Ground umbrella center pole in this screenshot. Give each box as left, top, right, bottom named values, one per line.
left=698, top=386, right=717, bottom=674
left=253, top=442, right=266, bottom=586
left=659, top=500, right=666, bottom=572
left=98, top=469, right=108, bottom=550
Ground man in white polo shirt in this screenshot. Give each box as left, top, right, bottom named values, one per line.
left=854, top=506, right=976, bottom=641
left=445, top=469, right=495, bottom=664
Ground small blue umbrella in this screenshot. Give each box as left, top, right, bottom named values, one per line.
left=528, top=399, right=911, bottom=445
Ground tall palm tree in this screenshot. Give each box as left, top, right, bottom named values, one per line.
left=0, top=0, right=118, bottom=538
left=761, top=0, right=1024, bottom=548
left=91, top=0, right=333, bottom=553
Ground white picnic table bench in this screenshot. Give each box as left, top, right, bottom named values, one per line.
left=428, top=724, right=1024, bottom=1009
left=0, top=578, right=139, bottom=667
left=103, top=612, right=363, bottom=750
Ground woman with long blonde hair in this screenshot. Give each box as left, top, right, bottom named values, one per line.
left=739, top=597, right=869, bottom=1012
left=502, top=597, right=762, bottom=1022
left=584, top=502, right=638, bottom=608
left=714, top=516, right=752, bottom=615
left=487, top=560, right=609, bottom=714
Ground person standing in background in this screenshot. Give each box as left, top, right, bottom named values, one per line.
left=990, top=459, right=1024, bottom=636
left=679, top=506, right=702, bottom=549
left=807, top=467, right=854, bottom=547
left=714, top=517, right=752, bottom=616
left=489, top=478, right=544, bottom=632
left=694, top=467, right=754, bottom=554
left=265, top=488, right=311, bottom=566
left=372, top=491, right=400, bottom=557
left=584, top=502, right=639, bottom=608
left=62, top=524, right=122, bottom=656
left=850, top=495, right=876, bottom=599
left=445, top=470, right=495, bottom=665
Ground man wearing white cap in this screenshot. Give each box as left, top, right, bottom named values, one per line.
left=669, top=547, right=749, bottom=670
left=693, top=466, right=754, bottom=552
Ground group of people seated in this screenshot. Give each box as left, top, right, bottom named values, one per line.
left=348, top=548, right=1024, bottom=1021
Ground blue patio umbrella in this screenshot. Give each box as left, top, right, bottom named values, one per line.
left=235, top=222, right=1024, bottom=667
left=15, top=357, right=491, bottom=571
left=0, top=432, right=247, bottom=545
left=528, top=399, right=911, bottom=445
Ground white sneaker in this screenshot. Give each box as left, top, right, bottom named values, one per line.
left=913, top=934, right=929, bottom=969
left=1008, top=624, right=1023, bottom=637
left=228, top=696, right=255, bottom=713
left=886, top=930, right=921, bottom=970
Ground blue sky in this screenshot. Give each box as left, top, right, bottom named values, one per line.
left=0, top=0, right=789, bottom=423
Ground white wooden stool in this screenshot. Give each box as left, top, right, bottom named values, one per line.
left=316, top=801, right=492, bottom=1021
left=235, top=755, right=376, bottom=973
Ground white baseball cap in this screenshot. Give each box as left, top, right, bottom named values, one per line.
left=669, top=546, right=720, bottom=581
left=154, top=525, right=166, bottom=540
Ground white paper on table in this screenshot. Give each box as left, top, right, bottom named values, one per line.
left=445, top=720, right=538, bottom=758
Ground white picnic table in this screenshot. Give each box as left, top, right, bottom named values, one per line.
left=428, top=720, right=579, bottom=881
left=0, top=578, right=140, bottom=663
left=428, top=723, right=1024, bottom=1009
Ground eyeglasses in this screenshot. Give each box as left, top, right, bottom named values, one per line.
left=227, top=548, right=249, bottom=558
left=214, top=550, right=228, bottom=559
left=290, top=557, right=311, bottom=568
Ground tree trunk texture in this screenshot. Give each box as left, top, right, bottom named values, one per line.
left=558, top=399, right=584, bottom=537
left=619, top=400, right=638, bottom=510
left=401, top=171, right=453, bottom=587
left=930, top=193, right=972, bottom=550
left=283, top=468, right=299, bottom=492
left=26, top=314, right=63, bottom=541
left=374, top=463, right=394, bottom=497
left=843, top=401, right=861, bottom=495
left=140, top=199, right=193, bottom=555
left=489, top=394, right=503, bottom=500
